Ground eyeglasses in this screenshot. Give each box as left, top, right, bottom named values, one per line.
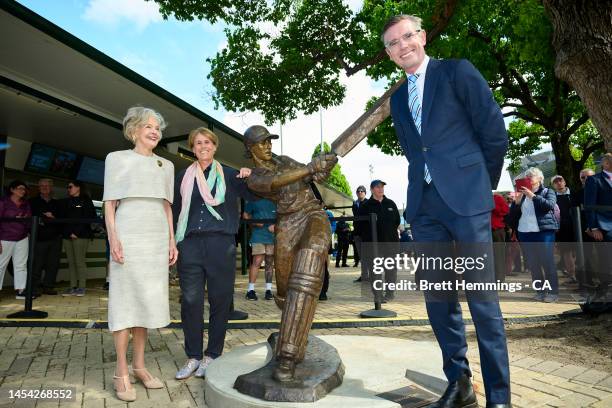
left=384, top=30, right=422, bottom=50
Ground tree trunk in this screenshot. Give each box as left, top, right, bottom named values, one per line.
left=543, top=0, right=612, bottom=152
left=550, top=134, right=582, bottom=191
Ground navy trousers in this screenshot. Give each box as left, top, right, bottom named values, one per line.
left=410, top=183, right=510, bottom=404
left=177, top=233, right=236, bottom=360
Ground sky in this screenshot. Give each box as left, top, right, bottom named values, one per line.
left=16, top=0, right=515, bottom=209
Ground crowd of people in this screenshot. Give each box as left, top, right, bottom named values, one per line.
left=0, top=178, right=97, bottom=300
left=0, top=10, right=609, bottom=402
left=491, top=158, right=612, bottom=304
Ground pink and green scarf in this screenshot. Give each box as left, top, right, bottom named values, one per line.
left=175, top=160, right=226, bottom=243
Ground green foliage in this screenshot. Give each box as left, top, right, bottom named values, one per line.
left=312, top=142, right=352, bottom=196
left=151, top=0, right=603, bottom=185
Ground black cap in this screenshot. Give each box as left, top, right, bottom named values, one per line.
left=370, top=179, right=386, bottom=188
left=243, top=125, right=279, bottom=145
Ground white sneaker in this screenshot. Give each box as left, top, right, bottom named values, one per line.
left=175, top=359, right=200, bottom=380
left=194, top=356, right=215, bottom=378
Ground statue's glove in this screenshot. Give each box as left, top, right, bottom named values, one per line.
left=307, top=153, right=337, bottom=174
left=312, top=170, right=332, bottom=183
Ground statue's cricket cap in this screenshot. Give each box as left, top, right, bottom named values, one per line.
left=243, top=125, right=279, bottom=145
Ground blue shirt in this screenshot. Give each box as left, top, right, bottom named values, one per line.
left=245, top=199, right=276, bottom=244
left=326, top=209, right=336, bottom=233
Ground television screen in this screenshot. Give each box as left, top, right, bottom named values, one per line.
left=25, top=144, right=56, bottom=173
left=76, top=156, right=105, bottom=185
left=25, top=143, right=80, bottom=179
left=49, top=150, right=79, bottom=179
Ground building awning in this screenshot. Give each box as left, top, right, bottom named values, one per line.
left=0, top=0, right=352, bottom=207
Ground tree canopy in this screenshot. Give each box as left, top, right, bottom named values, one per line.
left=312, top=142, right=352, bottom=196
left=152, top=0, right=605, bottom=188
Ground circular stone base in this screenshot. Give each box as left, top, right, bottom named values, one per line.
left=205, top=335, right=444, bottom=408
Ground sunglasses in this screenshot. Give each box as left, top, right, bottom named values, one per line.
left=357, top=190, right=365, bottom=193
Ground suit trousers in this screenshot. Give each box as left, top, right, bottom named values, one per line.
left=410, top=183, right=510, bottom=404
left=596, top=229, right=612, bottom=288
left=32, top=238, right=62, bottom=289
left=178, top=233, right=235, bottom=360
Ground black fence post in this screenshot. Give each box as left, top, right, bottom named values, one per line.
left=571, top=206, right=586, bottom=287
left=7, top=216, right=48, bottom=319
left=241, top=220, right=248, bottom=276
left=359, top=213, right=397, bottom=318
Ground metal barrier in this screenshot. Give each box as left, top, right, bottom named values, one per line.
left=238, top=212, right=397, bottom=318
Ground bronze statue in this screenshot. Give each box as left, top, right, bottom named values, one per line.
left=243, top=125, right=337, bottom=382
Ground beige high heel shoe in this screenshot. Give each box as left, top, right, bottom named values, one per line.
left=132, top=368, right=164, bottom=389
left=113, top=374, right=136, bottom=401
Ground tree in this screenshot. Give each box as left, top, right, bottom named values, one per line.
left=152, top=0, right=604, bottom=189
left=542, top=0, right=612, bottom=153
left=312, top=142, right=352, bottom=196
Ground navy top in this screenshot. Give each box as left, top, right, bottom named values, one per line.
left=508, top=186, right=558, bottom=231
left=173, top=164, right=256, bottom=237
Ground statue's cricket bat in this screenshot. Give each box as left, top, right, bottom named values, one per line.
left=331, top=78, right=405, bottom=157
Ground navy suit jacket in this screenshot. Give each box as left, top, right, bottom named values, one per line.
left=390, top=58, right=508, bottom=222
left=584, top=171, right=612, bottom=231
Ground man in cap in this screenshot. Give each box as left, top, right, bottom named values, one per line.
left=356, top=180, right=400, bottom=300
left=243, top=125, right=337, bottom=381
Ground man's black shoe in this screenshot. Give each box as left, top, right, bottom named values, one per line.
left=353, top=263, right=359, bottom=267
left=319, top=293, right=328, bottom=301
left=246, top=290, right=258, bottom=301
left=354, top=277, right=362, bottom=283
left=42, top=288, right=58, bottom=295
left=335, top=264, right=341, bottom=268
left=264, top=290, right=273, bottom=300
left=341, top=264, right=349, bottom=267
left=426, top=373, right=477, bottom=408
left=103, top=282, right=109, bottom=291
left=485, top=404, right=512, bottom=408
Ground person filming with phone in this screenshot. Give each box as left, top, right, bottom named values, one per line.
left=507, top=167, right=559, bottom=302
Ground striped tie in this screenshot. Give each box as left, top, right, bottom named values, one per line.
left=408, top=74, right=431, bottom=184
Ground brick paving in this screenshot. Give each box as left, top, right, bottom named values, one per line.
left=0, top=266, right=609, bottom=407
left=0, top=266, right=582, bottom=322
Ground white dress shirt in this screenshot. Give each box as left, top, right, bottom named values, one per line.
left=406, top=55, right=430, bottom=105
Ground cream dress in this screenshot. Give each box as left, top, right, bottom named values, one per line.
left=103, top=150, right=174, bottom=332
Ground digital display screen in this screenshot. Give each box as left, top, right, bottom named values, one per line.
left=25, top=144, right=56, bottom=172
left=76, top=156, right=105, bottom=185
left=24, top=143, right=80, bottom=179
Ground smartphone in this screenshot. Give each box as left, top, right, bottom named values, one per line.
left=514, top=177, right=531, bottom=192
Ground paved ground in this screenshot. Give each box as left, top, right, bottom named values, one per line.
left=0, top=266, right=609, bottom=407
left=0, top=266, right=581, bottom=322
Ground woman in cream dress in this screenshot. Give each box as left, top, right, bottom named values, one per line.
left=103, top=107, right=178, bottom=402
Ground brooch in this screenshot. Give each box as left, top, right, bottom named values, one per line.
left=157, top=160, right=163, bottom=167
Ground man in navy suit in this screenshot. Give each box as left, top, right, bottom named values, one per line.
left=584, top=153, right=612, bottom=296
left=383, top=15, right=510, bottom=408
